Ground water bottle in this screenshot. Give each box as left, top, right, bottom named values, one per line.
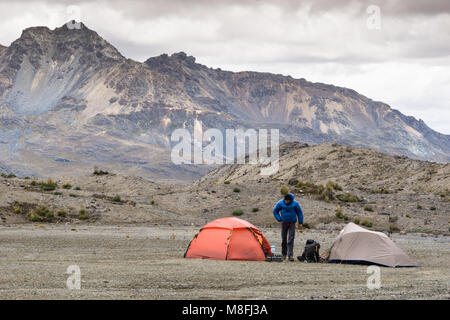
left=271, top=245, right=276, bottom=254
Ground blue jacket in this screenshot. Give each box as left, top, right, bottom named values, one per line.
left=273, top=193, right=303, bottom=224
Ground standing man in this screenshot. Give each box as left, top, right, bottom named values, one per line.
left=273, top=193, right=303, bottom=261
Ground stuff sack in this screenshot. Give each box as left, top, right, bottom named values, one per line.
left=265, top=253, right=284, bottom=262
left=297, top=239, right=321, bottom=262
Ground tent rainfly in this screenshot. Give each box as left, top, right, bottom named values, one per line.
left=184, top=217, right=272, bottom=261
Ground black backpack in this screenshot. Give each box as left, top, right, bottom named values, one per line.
left=297, top=239, right=320, bottom=262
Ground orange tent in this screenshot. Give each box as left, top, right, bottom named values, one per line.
left=184, top=217, right=273, bottom=261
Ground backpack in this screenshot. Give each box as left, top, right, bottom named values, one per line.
left=297, top=239, right=321, bottom=263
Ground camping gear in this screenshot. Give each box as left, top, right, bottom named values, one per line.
left=265, top=253, right=284, bottom=262
left=297, top=239, right=321, bottom=262
left=184, top=217, right=273, bottom=261
left=328, top=222, right=417, bottom=267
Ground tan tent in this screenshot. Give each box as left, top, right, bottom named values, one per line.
left=328, top=223, right=417, bottom=267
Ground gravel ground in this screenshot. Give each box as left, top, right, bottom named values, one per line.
left=0, top=224, right=448, bottom=299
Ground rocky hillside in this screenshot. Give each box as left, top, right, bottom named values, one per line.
left=1, top=142, right=448, bottom=235
left=0, top=22, right=448, bottom=179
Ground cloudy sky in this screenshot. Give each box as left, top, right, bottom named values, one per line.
left=0, top=0, right=449, bottom=133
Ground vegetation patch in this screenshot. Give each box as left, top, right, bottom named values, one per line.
left=93, top=168, right=109, bottom=176
left=297, top=180, right=342, bottom=202
left=232, top=209, right=244, bottom=216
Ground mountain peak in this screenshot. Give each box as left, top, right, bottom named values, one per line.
left=7, top=21, right=124, bottom=69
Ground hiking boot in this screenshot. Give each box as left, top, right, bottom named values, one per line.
left=282, top=255, right=287, bottom=261
left=288, top=256, right=294, bottom=261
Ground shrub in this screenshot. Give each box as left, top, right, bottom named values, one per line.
left=430, top=206, right=436, bottom=211
left=74, top=186, right=81, bottom=191
left=39, top=179, right=57, bottom=191
left=27, top=210, right=42, bottom=222
left=343, top=215, right=349, bottom=221
left=417, top=205, right=422, bottom=209
left=13, top=206, right=21, bottom=214
left=30, top=180, right=37, bottom=186
left=303, top=222, right=310, bottom=229
left=364, top=205, right=374, bottom=212
left=252, top=208, right=259, bottom=212
left=112, top=195, right=122, bottom=202
left=354, top=217, right=361, bottom=224
left=280, top=185, right=289, bottom=195
left=151, top=200, right=155, bottom=205
left=62, top=183, right=72, bottom=190
left=79, top=209, right=86, bottom=215
left=232, top=209, right=244, bottom=216
left=298, top=180, right=335, bottom=202
left=390, top=224, right=400, bottom=232
left=79, top=214, right=88, bottom=221
left=406, top=214, right=411, bottom=218
left=224, top=181, right=230, bottom=184
left=93, top=168, right=109, bottom=176
left=233, top=188, right=241, bottom=193
left=361, top=219, right=373, bottom=228
left=337, top=193, right=360, bottom=203
left=57, top=210, right=67, bottom=217
left=53, top=192, right=63, bottom=196
left=326, top=180, right=342, bottom=191
left=69, top=194, right=77, bottom=198
left=335, top=206, right=343, bottom=219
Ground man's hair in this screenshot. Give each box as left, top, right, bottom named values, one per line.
left=284, top=194, right=293, bottom=201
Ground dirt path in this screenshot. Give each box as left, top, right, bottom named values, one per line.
left=0, top=224, right=448, bottom=299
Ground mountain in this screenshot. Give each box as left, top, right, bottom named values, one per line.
left=0, top=22, right=448, bottom=179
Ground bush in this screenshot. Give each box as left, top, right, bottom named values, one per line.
left=232, top=209, right=244, bottom=216
left=39, top=179, right=57, bottom=191
left=13, top=206, right=21, bottom=214
left=252, top=208, right=259, bottom=212
left=57, top=210, right=67, bottom=217
left=390, top=224, right=400, bottom=232
left=79, top=214, right=88, bottom=221
left=335, top=205, right=343, bottom=219
left=298, top=180, right=335, bottom=202
left=74, top=186, right=81, bottom=191
left=430, top=206, right=436, bottom=211
left=337, top=193, right=360, bottom=203
left=93, top=168, right=109, bottom=176
left=233, top=188, right=241, bottom=193
left=326, top=180, right=342, bottom=191
left=53, top=192, right=63, bottom=196
left=151, top=200, right=155, bottom=205
left=343, top=215, right=349, bottom=221
left=62, top=183, right=72, bottom=189
left=364, top=206, right=374, bottom=212
left=224, top=181, right=230, bottom=184
left=417, top=205, right=422, bottom=209
left=280, top=185, right=289, bottom=195
left=354, top=217, right=361, bottom=224
left=361, top=219, right=373, bottom=228
left=303, top=222, right=310, bottom=229
left=79, top=209, right=86, bottom=215
left=112, top=195, right=122, bottom=202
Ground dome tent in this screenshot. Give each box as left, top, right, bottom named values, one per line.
left=184, top=217, right=272, bottom=261
left=328, top=222, right=417, bottom=267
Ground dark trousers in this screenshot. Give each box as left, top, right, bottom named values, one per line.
left=281, top=222, right=296, bottom=257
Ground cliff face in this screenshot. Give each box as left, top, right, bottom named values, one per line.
left=0, top=22, right=448, bottom=179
